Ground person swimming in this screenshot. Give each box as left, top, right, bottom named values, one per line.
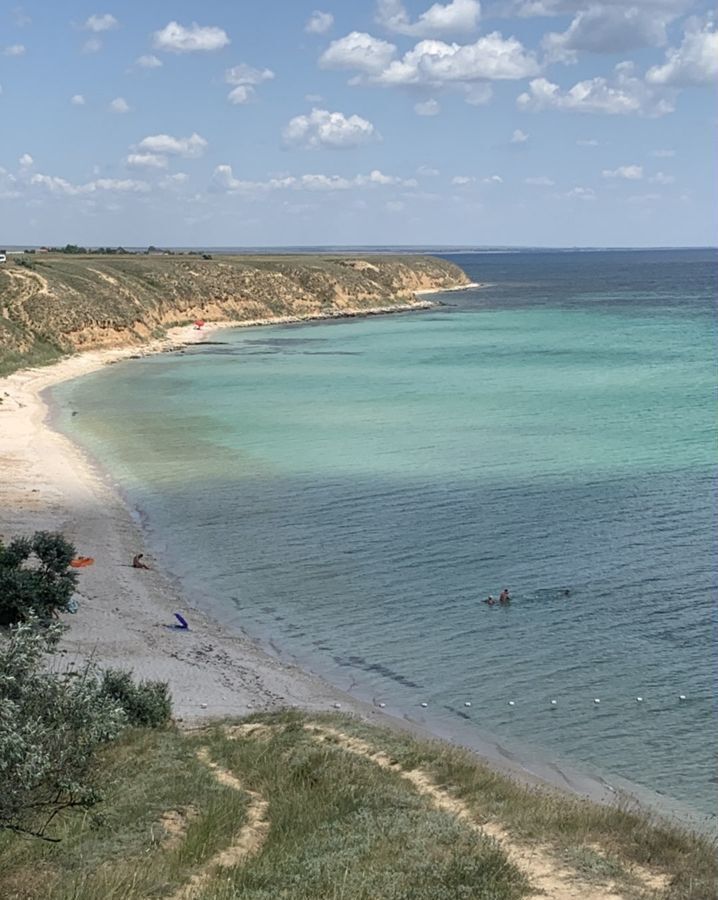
left=499, top=588, right=511, bottom=604
left=485, top=595, right=496, bottom=606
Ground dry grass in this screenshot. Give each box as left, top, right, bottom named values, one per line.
left=0, top=711, right=715, bottom=900
left=0, top=253, right=468, bottom=375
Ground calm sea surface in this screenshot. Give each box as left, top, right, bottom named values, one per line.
left=53, top=250, right=717, bottom=824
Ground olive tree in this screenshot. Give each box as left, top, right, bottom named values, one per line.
left=0, top=531, right=78, bottom=626
left=0, top=620, right=125, bottom=839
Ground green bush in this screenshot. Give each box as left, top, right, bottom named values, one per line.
left=0, top=620, right=126, bottom=839
left=100, top=669, right=172, bottom=727
left=0, top=532, right=78, bottom=626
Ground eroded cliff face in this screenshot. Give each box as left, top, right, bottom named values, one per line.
left=0, top=254, right=470, bottom=372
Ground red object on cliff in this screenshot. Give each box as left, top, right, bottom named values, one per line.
left=194, top=319, right=205, bottom=329
left=70, top=557, right=94, bottom=568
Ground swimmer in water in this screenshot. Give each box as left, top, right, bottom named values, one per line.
left=499, top=588, right=510, bottom=604
left=485, top=595, right=496, bottom=606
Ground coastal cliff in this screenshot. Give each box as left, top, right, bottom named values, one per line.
left=0, top=253, right=469, bottom=374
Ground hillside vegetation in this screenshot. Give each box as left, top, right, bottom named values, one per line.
left=0, top=253, right=469, bottom=374
left=1, top=710, right=716, bottom=900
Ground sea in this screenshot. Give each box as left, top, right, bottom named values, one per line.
left=52, top=248, right=717, bottom=828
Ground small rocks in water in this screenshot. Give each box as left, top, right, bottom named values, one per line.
left=636, top=697, right=644, bottom=703
left=378, top=702, right=386, bottom=708
left=333, top=702, right=342, bottom=709
left=200, top=703, right=208, bottom=710
left=593, top=698, right=601, bottom=704
left=464, top=701, right=472, bottom=708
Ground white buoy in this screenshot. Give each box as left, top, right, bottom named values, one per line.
left=508, top=700, right=515, bottom=707
left=636, top=697, right=643, bottom=703
left=420, top=702, right=428, bottom=708
left=464, top=701, right=472, bottom=708
left=679, top=694, right=687, bottom=701
left=333, top=702, right=342, bottom=709
left=550, top=699, right=558, bottom=706
left=378, top=702, right=386, bottom=708
left=593, top=698, right=601, bottom=704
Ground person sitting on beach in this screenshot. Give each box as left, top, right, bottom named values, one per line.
left=485, top=595, right=496, bottom=606
left=132, top=553, right=150, bottom=570
left=499, top=588, right=510, bottom=604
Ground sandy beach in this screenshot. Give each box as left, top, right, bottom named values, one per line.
left=0, top=304, right=647, bottom=813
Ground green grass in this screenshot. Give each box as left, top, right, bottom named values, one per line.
left=1, top=711, right=715, bottom=900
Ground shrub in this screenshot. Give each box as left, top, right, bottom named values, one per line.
left=0, top=620, right=126, bottom=839
left=0, top=532, right=78, bottom=626
left=100, top=669, right=172, bottom=727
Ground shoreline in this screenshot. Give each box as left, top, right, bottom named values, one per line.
left=0, top=293, right=703, bottom=832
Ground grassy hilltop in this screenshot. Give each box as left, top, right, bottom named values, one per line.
left=0, top=252, right=469, bottom=375
left=1, top=710, right=716, bottom=900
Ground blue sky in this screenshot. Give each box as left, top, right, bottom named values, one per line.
left=1, top=0, right=716, bottom=246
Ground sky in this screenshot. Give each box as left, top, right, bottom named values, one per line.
left=0, top=0, right=716, bottom=247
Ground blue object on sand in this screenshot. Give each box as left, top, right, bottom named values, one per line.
left=174, top=613, right=189, bottom=630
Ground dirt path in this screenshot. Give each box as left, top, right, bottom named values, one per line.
left=306, top=724, right=667, bottom=900
left=168, top=747, right=269, bottom=900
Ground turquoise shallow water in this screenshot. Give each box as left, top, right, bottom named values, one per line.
left=53, top=249, right=717, bottom=823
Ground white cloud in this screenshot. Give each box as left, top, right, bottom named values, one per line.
left=82, top=37, right=103, bottom=54
left=138, top=132, right=208, bottom=158
left=482, top=174, right=503, bottom=183
left=305, top=10, right=334, bottom=34
left=109, top=97, right=130, bottom=113
left=517, top=63, right=676, bottom=116
left=542, top=7, right=671, bottom=64
left=646, top=19, right=718, bottom=86
left=136, top=54, right=162, bottom=68
left=366, top=33, right=539, bottom=88
left=651, top=148, right=675, bottom=157
left=525, top=175, right=554, bottom=185
left=320, top=31, right=397, bottom=75
left=84, top=13, right=118, bottom=32
left=566, top=186, right=595, bottom=200
left=451, top=175, right=475, bottom=184
left=3, top=44, right=26, bottom=56
left=31, top=173, right=149, bottom=195
left=282, top=108, right=379, bottom=149
left=417, top=164, right=440, bottom=175
left=153, top=21, right=230, bottom=53
left=211, top=164, right=413, bottom=193
left=649, top=171, right=675, bottom=184
left=602, top=164, right=643, bottom=179
left=415, top=98, right=441, bottom=115
left=19, top=153, right=33, bottom=168
left=510, top=128, right=528, bottom=143
left=463, top=83, right=493, bottom=105
left=376, top=0, right=481, bottom=38
left=627, top=192, right=661, bottom=204
left=225, top=63, right=274, bottom=104
left=71, top=94, right=86, bottom=105
left=576, top=138, right=598, bottom=146
left=126, top=153, right=168, bottom=169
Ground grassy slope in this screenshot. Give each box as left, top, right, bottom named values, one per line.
left=1, top=711, right=715, bottom=900
left=0, top=254, right=469, bottom=375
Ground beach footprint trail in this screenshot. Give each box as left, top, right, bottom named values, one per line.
left=304, top=723, right=669, bottom=900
